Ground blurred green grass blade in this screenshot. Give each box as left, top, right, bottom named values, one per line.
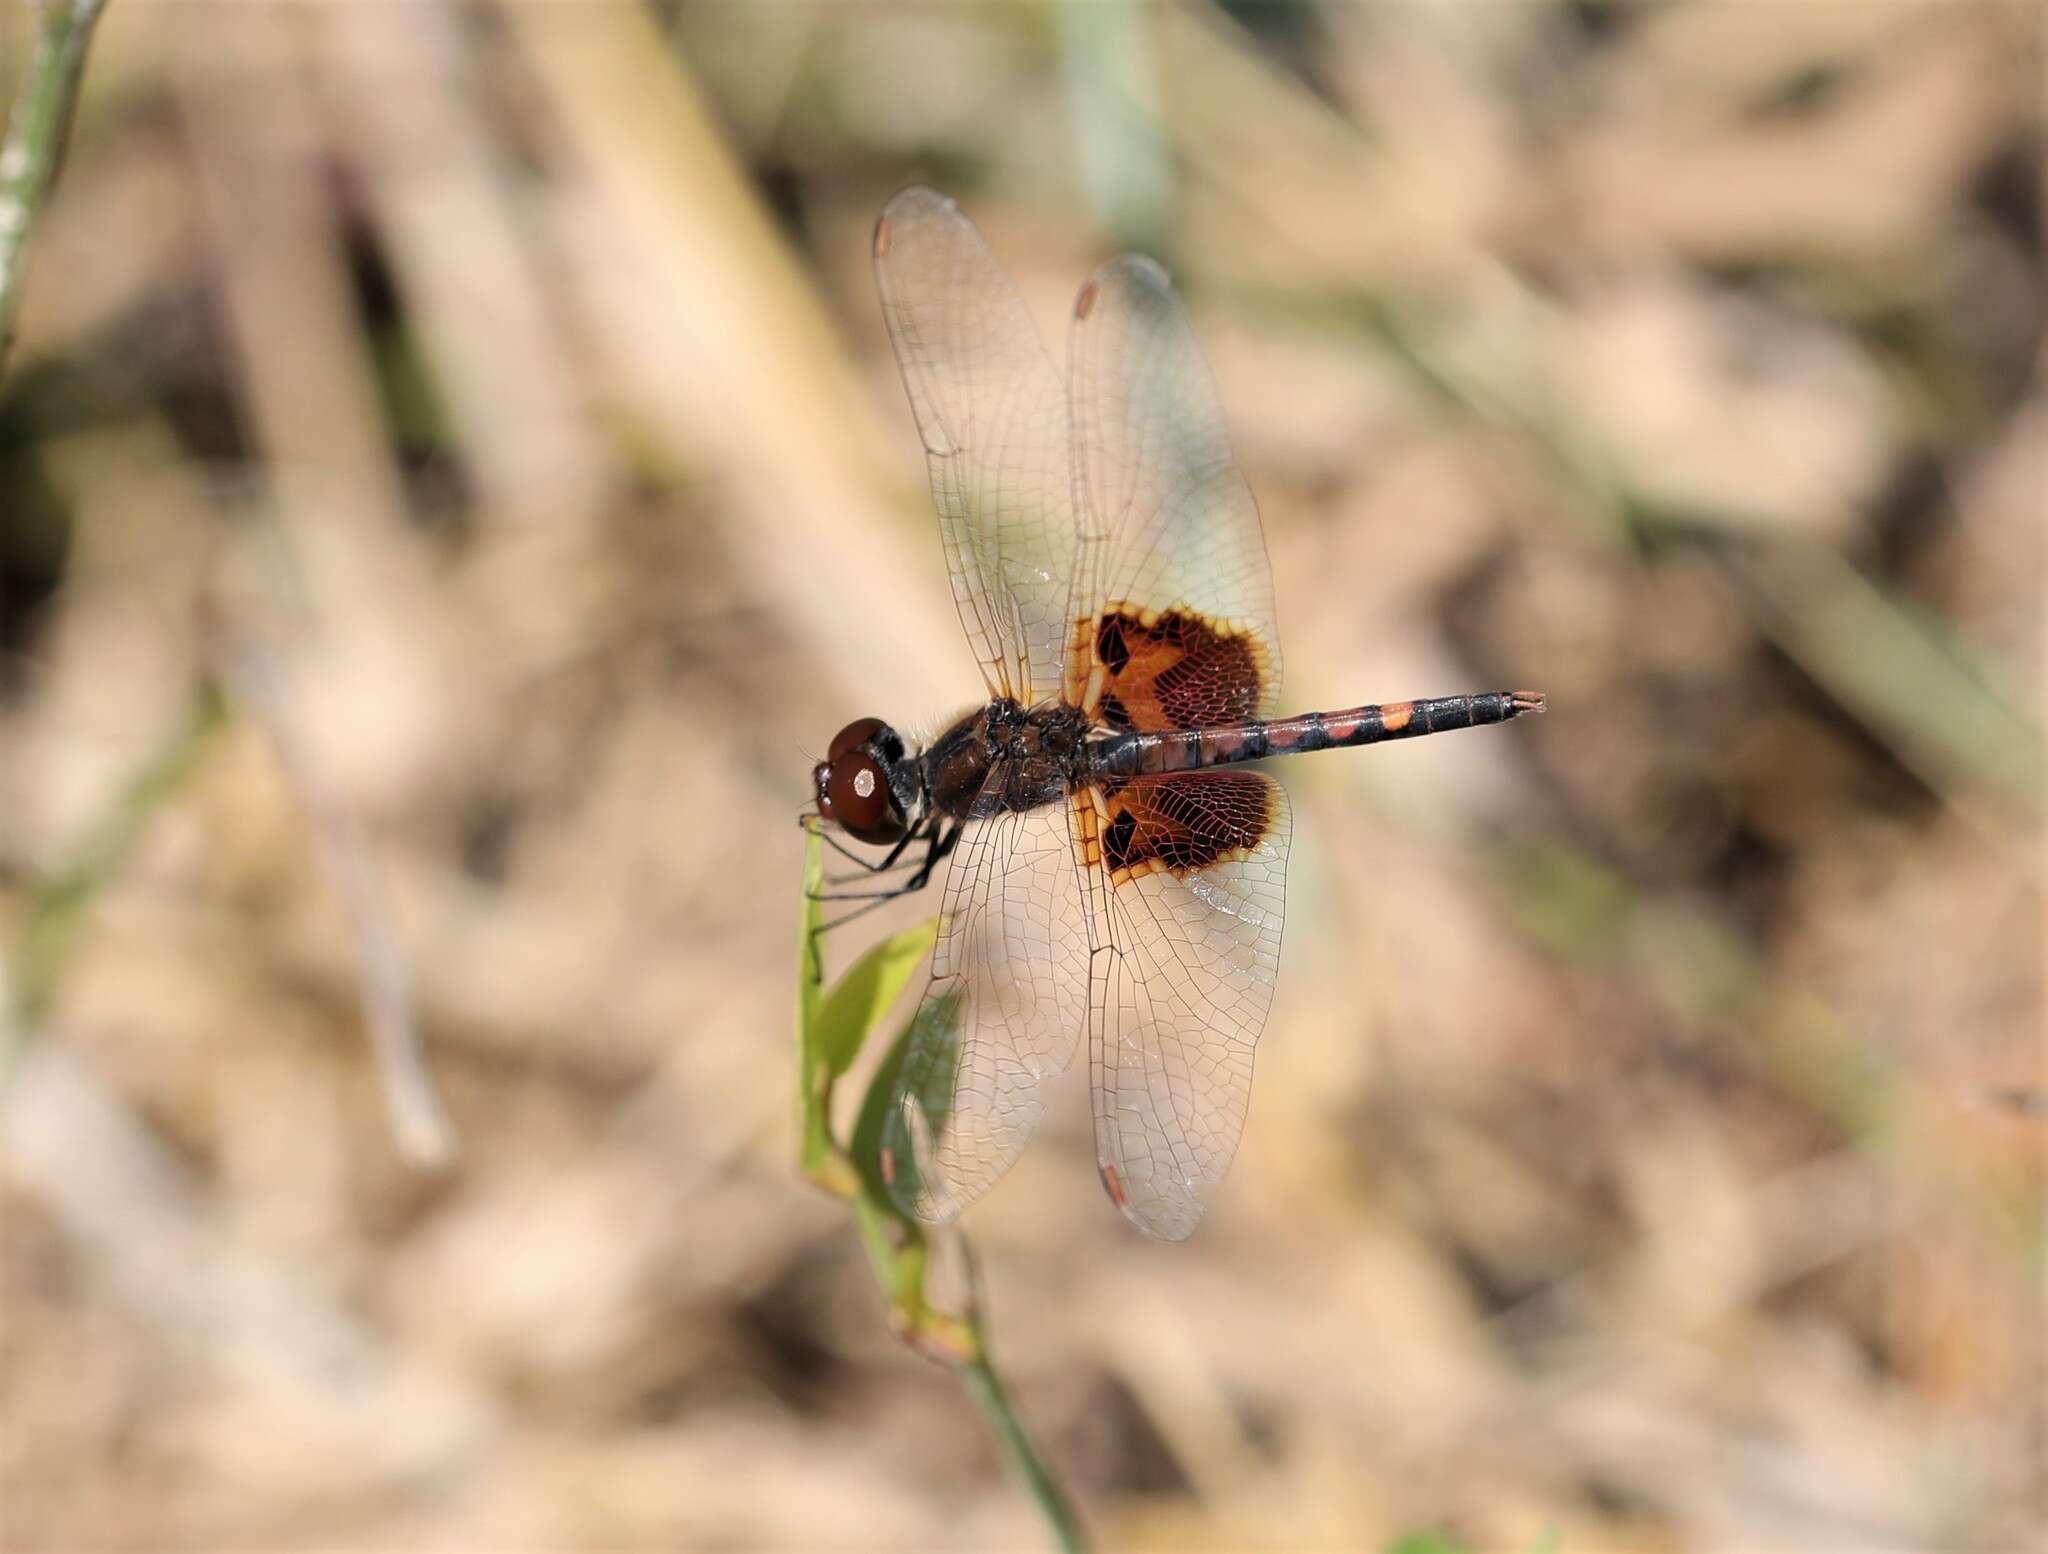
left=368, top=321, right=453, bottom=454
left=1056, top=0, right=1171, bottom=254
left=0, top=0, right=112, bottom=374
left=7, top=679, right=226, bottom=1060
left=1385, top=1534, right=1471, bottom=1554
left=1503, top=839, right=1632, bottom=964
left=1626, top=502, right=2042, bottom=824
left=853, top=985, right=961, bottom=1222
left=1711, top=531, right=2044, bottom=824
left=1389, top=1534, right=1553, bottom=1554
left=815, top=917, right=937, bottom=1079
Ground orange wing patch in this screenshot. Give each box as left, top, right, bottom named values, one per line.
left=1093, top=771, right=1275, bottom=886
left=1089, top=606, right=1270, bottom=732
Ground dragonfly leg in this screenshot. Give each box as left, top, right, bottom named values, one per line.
left=807, top=818, right=961, bottom=977
left=903, top=817, right=962, bottom=890
left=813, top=894, right=904, bottom=938
left=805, top=813, right=921, bottom=878
left=822, top=849, right=931, bottom=887
left=807, top=816, right=958, bottom=904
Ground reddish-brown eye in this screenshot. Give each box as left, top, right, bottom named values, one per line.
left=826, top=751, right=905, bottom=845
left=829, top=717, right=886, bottom=761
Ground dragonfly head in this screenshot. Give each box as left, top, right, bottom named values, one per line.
left=814, top=717, right=918, bottom=847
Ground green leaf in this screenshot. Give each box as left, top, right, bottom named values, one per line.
left=852, top=985, right=962, bottom=1222
left=815, top=918, right=939, bottom=1078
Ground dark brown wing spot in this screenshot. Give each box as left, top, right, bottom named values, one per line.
left=1096, top=617, right=1131, bottom=676
left=1092, top=607, right=1267, bottom=732
left=1099, top=692, right=1134, bottom=731
left=1103, top=771, right=1273, bottom=880
left=1103, top=808, right=1139, bottom=873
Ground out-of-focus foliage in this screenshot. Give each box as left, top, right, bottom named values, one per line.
left=1, top=2, right=2039, bottom=1550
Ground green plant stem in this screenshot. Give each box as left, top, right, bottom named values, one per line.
left=0, top=0, right=109, bottom=373
left=795, top=826, right=834, bottom=1175
left=961, top=1338, right=1089, bottom=1554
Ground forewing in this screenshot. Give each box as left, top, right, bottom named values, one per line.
left=882, top=804, right=1090, bottom=1221
left=1066, top=254, right=1281, bottom=717
left=1074, top=771, right=1290, bottom=1240
left=874, top=187, right=1076, bottom=705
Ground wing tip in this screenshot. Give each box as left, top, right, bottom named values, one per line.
left=876, top=184, right=949, bottom=259
left=1100, top=1159, right=1206, bottom=1241
left=1099, top=1161, right=1129, bottom=1209
left=1075, top=253, right=1178, bottom=325
left=879, top=183, right=957, bottom=231
left=1116, top=252, right=1173, bottom=289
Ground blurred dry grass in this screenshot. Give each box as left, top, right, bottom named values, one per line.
left=0, top=2, right=2041, bottom=1550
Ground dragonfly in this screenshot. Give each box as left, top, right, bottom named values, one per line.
left=808, top=187, right=1542, bottom=1240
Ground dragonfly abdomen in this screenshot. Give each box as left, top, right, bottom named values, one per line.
left=1093, top=690, right=1544, bottom=776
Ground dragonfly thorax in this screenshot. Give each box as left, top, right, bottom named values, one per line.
left=922, top=698, right=1089, bottom=820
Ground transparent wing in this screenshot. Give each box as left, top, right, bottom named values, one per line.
left=874, top=186, right=1077, bottom=705
left=882, top=803, right=1090, bottom=1221
left=1065, top=254, right=1282, bottom=715
left=1074, top=771, right=1290, bottom=1240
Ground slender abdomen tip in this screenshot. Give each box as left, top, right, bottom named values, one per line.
left=1512, top=691, right=1546, bottom=715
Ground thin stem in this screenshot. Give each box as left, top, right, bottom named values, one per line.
left=0, top=0, right=111, bottom=373
left=212, top=631, right=457, bottom=1169
left=961, top=1345, right=1090, bottom=1554
left=953, top=1241, right=1088, bottom=1552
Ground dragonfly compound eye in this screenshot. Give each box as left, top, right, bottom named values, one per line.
left=827, top=751, right=906, bottom=846
left=828, top=716, right=887, bottom=761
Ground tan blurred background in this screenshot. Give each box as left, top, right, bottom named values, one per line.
left=1, top=2, right=2042, bottom=1549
